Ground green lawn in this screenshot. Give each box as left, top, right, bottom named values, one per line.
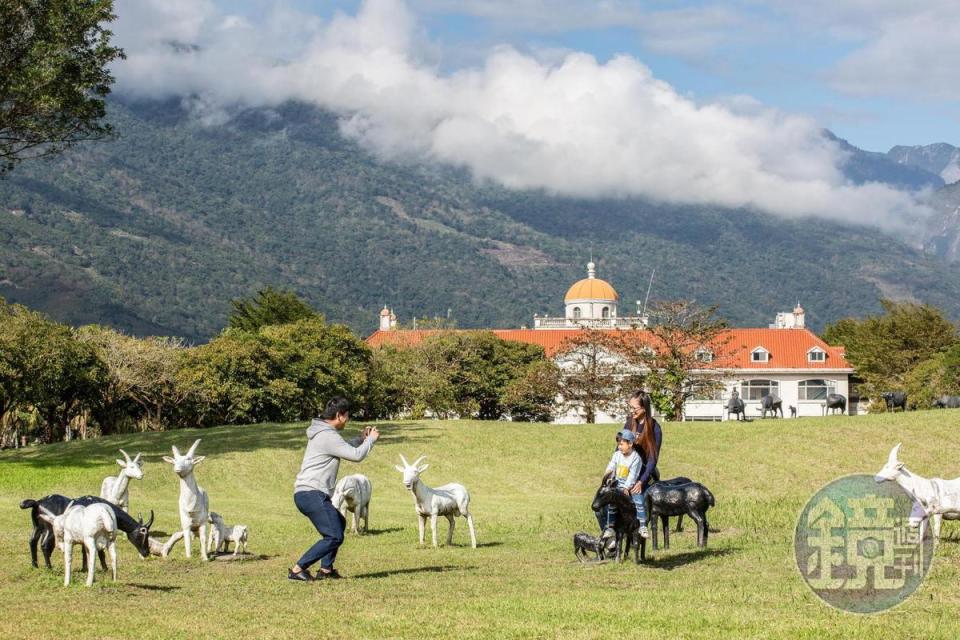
left=2, top=413, right=960, bottom=639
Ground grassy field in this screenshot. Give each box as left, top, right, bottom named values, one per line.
left=2, top=412, right=960, bottom=639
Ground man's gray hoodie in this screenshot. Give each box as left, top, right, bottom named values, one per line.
left=294, top=418, right=375, bottom=495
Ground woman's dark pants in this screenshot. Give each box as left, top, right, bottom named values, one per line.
left=294, top=490, right=346, bottom=571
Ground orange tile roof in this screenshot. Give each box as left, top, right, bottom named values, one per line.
left=366, top=327, right=852, bottom=371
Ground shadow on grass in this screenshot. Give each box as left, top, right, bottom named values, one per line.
left=642, top=546, right=738, bottom=570
left=356, top=527, right=403, bottom=536
left=127, top=583, right=181, bottom=592
left=475, top=541, right=503, bottom=548
left=3, top=421, right=434, bottom=469
left=350, top=565, right=477, bottom=580
left=211, top=553, right=272, bottom=562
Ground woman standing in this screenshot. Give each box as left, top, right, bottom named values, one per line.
left=623, top=390, right=662, bottom=538
left=288, top=396, right=379, bottom=582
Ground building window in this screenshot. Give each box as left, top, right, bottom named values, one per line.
left=799, top=379, right=836, bottom=400
left=751, top=347, right=769, bottom=363
left=573, top=307, right=581, bottom=320
left=741, top=379, right=779, bottom=400
left=808, top=348, right=826, bottom=362
left=695, top=348, right=713, bottom=363
left=602, top=306, right=610, bottom=319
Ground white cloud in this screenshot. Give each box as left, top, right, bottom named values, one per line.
left=110, top=0, right=929, bottom=229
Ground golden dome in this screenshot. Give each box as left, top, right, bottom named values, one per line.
left=564, top=278, right=619, bottom=302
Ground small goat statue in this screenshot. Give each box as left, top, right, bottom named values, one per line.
left=100, top=449, right=144, bottom=510
left=37, top=501, right=118, bottom=587
left=207, top=512, right=249, bottom=556
left=875, top=442, right=960, bottom=541
left=591, top=476, right=645, bottom=563
left=332, top=474, right=372, bottom=535
left=163, top=439, right=210, bottom=560
left=395, top=454, right=477, bottom=548
left=573, top=531, right=606, bottom=562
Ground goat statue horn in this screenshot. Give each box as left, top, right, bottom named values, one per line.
left=171, top=445, right=181, bottom=457
left=412, top=455, right=426, bottom=468
left=119, top=448, right=132, bottom=463
left=399, top=454, right=409, bottom=467
left=187, top=439, right=202, bottom=457
left=888, top=442, right=902, bottom=465
left=133, top=452, right=142, bottom=464
left=145, top=510, right=154, bottom=529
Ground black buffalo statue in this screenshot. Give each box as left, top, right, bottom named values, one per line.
left=645, top=481, right=714, bottom=550
left=760, top=394, right=783, bottom=418
left=933, top=395, right=960, bottom=409
left=825, top=393, right=846, bottom=415
left=881, top=391, right=908, bottom=412
left=726, top=395, right=746, bottom=421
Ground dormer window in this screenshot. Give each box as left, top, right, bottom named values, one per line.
left=807, top=347, right=826, bottom=363
left=751, top=347, right=769, bottom=363
left=695, top=348, right=713, bottom=363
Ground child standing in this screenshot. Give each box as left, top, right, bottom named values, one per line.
left=600, top=429, right=650, bottom=543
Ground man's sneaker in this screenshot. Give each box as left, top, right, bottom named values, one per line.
left=318, top=568, right=343, bottom=579
left=639, top=525, right=650, bottom=539
left=287, top=568, right=314, bottom=582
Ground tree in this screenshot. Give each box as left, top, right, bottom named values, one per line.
left=903, top=342, right=960, bottom=409
left=0, top=302, right=104, bottom=442
left=228, top=287, right=319, bottom=332
left=178, top=317, right=370, bottom=426
left=77, top=325, right=188, bottom=432
left=1, top=0, right=125, bottom=173
left=364, top=332, right=549, bottom=420
left=823, top=299, right=957, bottom=397
left=616, top=300, right=732, bottom=421
left=554, top=328, right=639, bottom=424
left=503, top=359, right=562, bottom=422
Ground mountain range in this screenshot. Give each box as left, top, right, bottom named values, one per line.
left=1, top=97, right=959, bottom=341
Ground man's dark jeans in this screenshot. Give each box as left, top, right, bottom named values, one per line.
left=294, top=490, right=346, bottom=571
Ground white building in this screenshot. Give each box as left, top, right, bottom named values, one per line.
left=368, top=263, right=855, bottom=423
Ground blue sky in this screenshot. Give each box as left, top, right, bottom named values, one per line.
left=211, top=0, right=958, bottom=152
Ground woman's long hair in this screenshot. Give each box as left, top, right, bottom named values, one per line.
left=630, top=390, right=656, bottom=461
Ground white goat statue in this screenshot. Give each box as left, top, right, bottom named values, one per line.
left=332, top=473, right=372, bottom=535
left=395, top=454, right=476, bottom=548
left=100, top=449, right=144, bottom=510
left=162, top=439, right=210, bottom=560
left=207, top=512, right=249, bottom=556
left=875, top=442, right=960, bottom=541
left=147, top=535, right=177, bottom=558
left=37, top=502, right=118, bottom=586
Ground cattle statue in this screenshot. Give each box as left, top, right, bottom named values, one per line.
left=933, top=395, right=960, bottom=409
left=760, top=394, right=783, bottom=418
left=825, top=393, right=846, bottom=415
left=726, top=391, right=746, bottom=422
left=881, top=391, right=908, bottom=412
